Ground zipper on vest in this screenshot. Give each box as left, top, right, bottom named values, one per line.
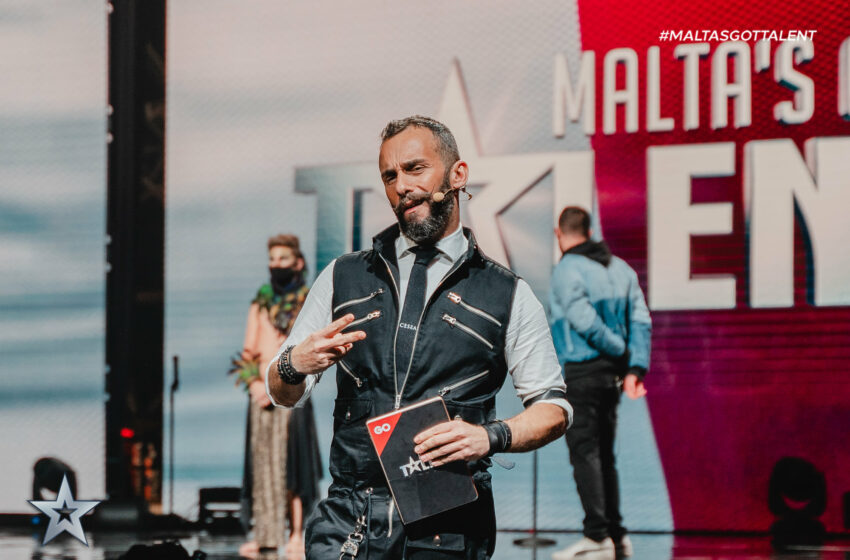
left=337, top=360, right=362, bottom=388
left=378, top=254, right=405, bottom=409
left=447, top=292, right=502, bottom=327
left=441, top=314, right=494, bottom=349
left=438, top=369, right=489, bottom=396
left=347, top=310, right=381, bottom=329
left=333, top=288, right=384, bottom=314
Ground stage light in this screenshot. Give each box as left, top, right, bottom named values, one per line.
left=120, top=427, right=135, bottom=439
left=768, top=456, right=826, bottom=548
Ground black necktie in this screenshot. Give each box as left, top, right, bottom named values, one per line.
left=394, top=245, right=439, bottom=404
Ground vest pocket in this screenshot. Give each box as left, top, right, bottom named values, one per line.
left=344, top=309, right=382, bottom=330
left=440, top=314, right=494, bottom=350
left=446, top=291, right=502, bottom=326
left=337, top=360, right=363, bottom=388
left=438, top=370, right=489, bottom=397
left=333, top=397, right=372, bottom=422
left=333, top=288, right=385, bottom=314
left=330, top=398, right=374, bottom=476
left=405, top=532, right=465, bottom=556
left=443, top=400, right=487, bottom=425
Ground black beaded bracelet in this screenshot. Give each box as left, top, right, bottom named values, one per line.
left=277, top=346, right=306, bottom=385
left=483, top=420, right=512, bottom=456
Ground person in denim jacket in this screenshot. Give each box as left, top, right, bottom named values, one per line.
left=549, top=206, right=651, bottom=560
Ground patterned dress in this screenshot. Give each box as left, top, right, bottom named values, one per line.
left=234, top=278, right=321, bottom=552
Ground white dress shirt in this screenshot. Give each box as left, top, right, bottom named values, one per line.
left=267, top=224, right=572, bottom=422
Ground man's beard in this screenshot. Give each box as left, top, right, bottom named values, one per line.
left=393, top=174, right=456, bottom=245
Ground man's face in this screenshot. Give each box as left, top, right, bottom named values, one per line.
left=268, top=246, right=302, bottom=270
left=379, top=127, right=460, bottom=244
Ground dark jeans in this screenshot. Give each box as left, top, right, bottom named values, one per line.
left=565, top=373, right=625, bottom=542
left=306, top=477, right=495, bottom=559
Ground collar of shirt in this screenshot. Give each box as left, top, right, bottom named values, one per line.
left=393, top=223, right=468, bottom=304
left=394, top=222, right=467, bottom=266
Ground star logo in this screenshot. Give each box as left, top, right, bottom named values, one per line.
left=435, top=60, right=600, bottom=267
left=28, top=475, right=100, bottom=546
left=295, top=59, right=598, bottom=273
left=399, top=455, right=434, bottom=477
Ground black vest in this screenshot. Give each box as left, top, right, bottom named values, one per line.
left=328, top=225, right=518, bottom=488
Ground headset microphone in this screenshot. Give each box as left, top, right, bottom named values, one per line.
left=431, top=185, right=470, bottom=202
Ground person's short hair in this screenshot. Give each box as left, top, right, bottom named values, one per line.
left=267, top=234, right=304, bottom=262
left=557, top=206, right=591, bottom=237
left=380, top=115, right=460, bottom=169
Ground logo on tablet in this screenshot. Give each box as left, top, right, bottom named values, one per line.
left=373, top=423, right=392, bottom=435
left=399, top=456, right=434, bottom=477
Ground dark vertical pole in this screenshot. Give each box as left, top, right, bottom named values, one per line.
left=105, top=0, right=167, bottom=508
left=170, top=355, right=179, bottom=513
left=514, top=450, right=556, bottom=551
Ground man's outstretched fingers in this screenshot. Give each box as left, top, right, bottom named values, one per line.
left=318, top=314, right=356, bottom=337
left=328, top=342, right=355, bottom=358
left=321, top=330, right=366, bottom=351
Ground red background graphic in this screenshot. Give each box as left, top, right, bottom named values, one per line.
left=576, top=0, right=850, bottom=531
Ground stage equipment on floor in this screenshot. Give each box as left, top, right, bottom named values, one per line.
left=32, top=457, right=77, bottom=501
left=198, top=487, right=244, bottom=534
left=119, top=540, right=206, bottom=560
left=768, top=456, right=826, bottom=548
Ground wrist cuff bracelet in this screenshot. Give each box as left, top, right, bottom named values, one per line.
left=277, top=346, right=306, bottom=386
left=483, top=420, right=512, bottom=456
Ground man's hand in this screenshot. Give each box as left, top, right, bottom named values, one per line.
left=290, top=314, right=366, bottom=374
left=248, top=379, right=271, bottom=408
left=623, top=373, right=647, bottom=399
left=413, top=419, right=491, bottom=467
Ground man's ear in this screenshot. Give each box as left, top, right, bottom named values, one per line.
left=294, top=258, right=305, bottom=272
left=449, top=160, right=469, bottom=189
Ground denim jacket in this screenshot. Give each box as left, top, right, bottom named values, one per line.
left=548, top=241, right=651, bottom=377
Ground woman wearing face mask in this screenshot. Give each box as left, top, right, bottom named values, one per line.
left=230, top=234, right=322, bottom=560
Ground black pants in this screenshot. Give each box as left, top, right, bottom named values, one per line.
left=305, top=478, right=495, bottom=559
left=564, top=373, right=625, bottom=542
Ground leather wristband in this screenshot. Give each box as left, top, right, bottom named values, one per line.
left=276, top=346, right=306, bottom=385
left=483, top=420, right=512, bottom=456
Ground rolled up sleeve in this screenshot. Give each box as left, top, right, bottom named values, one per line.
left=505, top=280, right=573, bottom=426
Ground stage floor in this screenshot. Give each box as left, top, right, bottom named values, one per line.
left=2, top=529, right=850, bottom=560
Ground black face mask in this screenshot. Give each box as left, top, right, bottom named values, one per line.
left=269, top=266, right=300, bottom=295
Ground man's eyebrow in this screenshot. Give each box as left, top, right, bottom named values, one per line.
left=401, top=158, right=428, bottom=169
left=381, top=158, right=429, bottom=181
